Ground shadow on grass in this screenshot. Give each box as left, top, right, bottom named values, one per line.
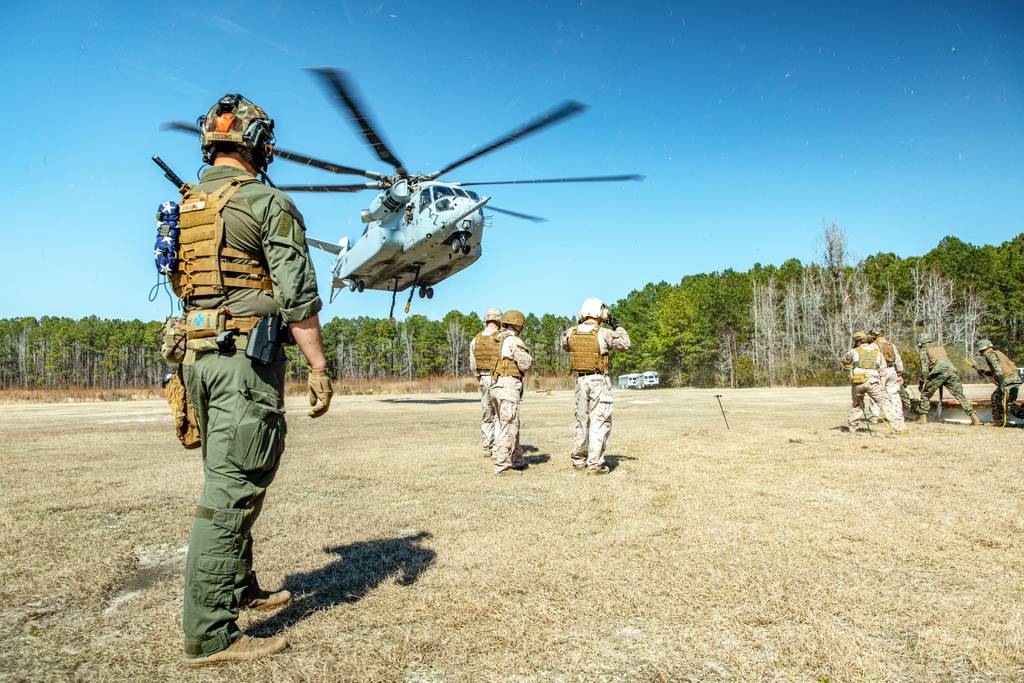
left=379, top=397, right=477, bottom=405
left=524, top=454, right=550, bottom=465
left=249, top=531, right=435, bottom=636
left=605, top=454, right=638, bottom=471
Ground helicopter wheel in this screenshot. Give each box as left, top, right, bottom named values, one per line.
left=347, top=280, right=357, bottom=292
left=461, top=243, right=471, bottom=255
left=418, top=286, right=426, bottom=299
left=451, top=240, right=461, bottom=253
left=426, top=287, right=434, bottom=300
left=357, top=279, right=365, bottom=293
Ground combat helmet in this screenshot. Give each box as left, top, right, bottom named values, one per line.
left=578, top=297, right=605, bottom=322
left=916, top=332, right=932, bottom=346
left=977, top=338, right=994, bottom=352
left=852, top=330, right=871, bottom=344
left=483, top=308, right=502, bottom=323
left=199, top=93, right=276, bottom=170
left=501, top=310, right=526, bottom=329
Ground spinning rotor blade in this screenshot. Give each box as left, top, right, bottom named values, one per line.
left=276, top=183, right=379, bottom=193
left=431, top=101, right=588, bottom=178
left=308, top=68, right=408, bottom=176
left=460, top=174, right=644, bottom=187
left=161, top=121, right=385, bottom=180
left=486, top=206, right=547, bottom=223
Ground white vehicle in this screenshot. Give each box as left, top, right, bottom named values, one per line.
left=641, top=371, right=660, bottom=388
left=617, top=373, right=641, bottom=389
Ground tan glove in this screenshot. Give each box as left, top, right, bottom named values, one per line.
left=307, top=368, right=333, bottom=418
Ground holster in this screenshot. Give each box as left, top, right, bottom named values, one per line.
left=245, top=314, right=294, bottom=365
left=164, top=366, right=201, bottom=449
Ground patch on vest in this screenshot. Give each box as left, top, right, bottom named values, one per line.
left=180, top=200, right=206, bottom=213
left=277, top=211, right=293, bottom=238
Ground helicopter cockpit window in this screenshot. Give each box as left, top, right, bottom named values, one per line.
left=419, top=189, right=431, bottom=213
left=431, top=185, right=455, bottom=211
left=465, top=190, right=479, bottom=201
left=432, top=186, right=455, bottom=201
left=452, top=187, right=468, bottom=198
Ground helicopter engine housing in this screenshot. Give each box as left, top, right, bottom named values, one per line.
left=361, top=180, right=410, bottom=223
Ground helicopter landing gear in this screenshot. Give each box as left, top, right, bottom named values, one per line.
left=346, top=278, right=365, bottom=293
left=418, top=285, right=434, bottom=299
left=451, top=232, right=472, bottom=255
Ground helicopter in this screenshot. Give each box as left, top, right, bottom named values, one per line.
left=165, top=68, right=643, bottom=317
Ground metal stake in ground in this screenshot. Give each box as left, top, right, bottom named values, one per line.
left=938, top=386, right=944, bottom=421
left=714, top=394, right=730, bottom=429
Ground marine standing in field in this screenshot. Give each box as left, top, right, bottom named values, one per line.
left=469, top=308, right=502, bottom=457
left=871, top=329, right=913, bottom=417
left=915, top=333, right=979, bottom=425
left=561, top=298, right=631, bottom=474
left=843, top=330, right=907, bottom=434
left=976, top=339, right=1021, bottom=426
left=172, top=95, right=333, bottom=666
left=491, top=310, right=533, bottom=476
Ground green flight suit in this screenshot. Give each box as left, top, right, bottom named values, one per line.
left=916, top=343, right=972, bottom=416
left=981, top=348, right=1022, bottom=425
left=180, top=166, right=321, bottom=659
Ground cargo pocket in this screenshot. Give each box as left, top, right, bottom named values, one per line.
left=194, top=553, right=240, bottom=609
left=231, top=387, right=286, bottom=473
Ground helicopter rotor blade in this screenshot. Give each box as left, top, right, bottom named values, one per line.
left=430, top=101, right=588, bottom=179
left=275, top=183, right=379, bottom=193
left=460, top=174, right=644, bottom=187
left=486, top=206, right=548, bottom=223
left=161, top=121, right=386, bottom=180
left=307, top=68, right=408, bottom=176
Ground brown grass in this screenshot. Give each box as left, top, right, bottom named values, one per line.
left=1, top=385, right=1023, bottom=681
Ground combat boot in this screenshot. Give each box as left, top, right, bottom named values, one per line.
left=969, top=411, right=981, bottom=426
left=915, top=413, right=928, bottom=424
left=586, top=465, right=610, bottom=475
left=240, top=587, right=292, bottom=612
left=183, top=635, right=287, bottom=667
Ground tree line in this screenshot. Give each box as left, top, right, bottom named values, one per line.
left=2, top=227, right=1022, bottom=390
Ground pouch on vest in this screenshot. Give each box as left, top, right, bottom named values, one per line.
left=164, top=367, right=201, bottom=449
left=160, top=315, right=187, bottom=364
left=186, top=309, right=223, bottom=340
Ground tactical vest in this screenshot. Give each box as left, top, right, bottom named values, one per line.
left=568, top=326, right=609, bottom=374
left=851, top=346, right=881, bottom=384
left=171, top=178, right=274, bottom=300
left=925, top=344, right=949, bottom=365
left=473, top=331, right=501, bottom=375
left=878, top=339, right=897, bottom=364
left=988, top=349, right=1018, bottom=378
left=492, top=333, right=524, bottom=379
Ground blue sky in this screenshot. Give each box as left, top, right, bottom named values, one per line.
left=2, top=1, right=1021, bottom=322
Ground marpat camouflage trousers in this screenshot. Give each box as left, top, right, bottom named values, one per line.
left=478, top=374, right=495, bottom=452
left=917, top=368, right=972, bottom=415
left=991, top=380, right=1020, bottom=426
left=849, top=378, right=906, bottom=431
left=491, top=376, right=524, bottom=473
left=571, top=374, right=614, bottom=468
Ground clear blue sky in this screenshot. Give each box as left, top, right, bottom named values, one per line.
left=2, top=1, right=1021, bottom=322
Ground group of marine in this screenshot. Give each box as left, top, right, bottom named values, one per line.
left=467, top=299, right=631, bottom=476
left=844, top=328, right=1020, bottom=435
left=156, top=92, right=1019, bottom=667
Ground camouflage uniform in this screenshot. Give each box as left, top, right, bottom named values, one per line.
left=978, top=341, right=1021, bottom=426
left=561, top=322, right=631, bottom=470
left=875, top=335, right=913, bottom=417
left=180, top=165, right=321, bottom=659
left=916, top=338, right=975, bottom=420
left=491, top=329, right=533, bottom=474
left=843, top=333, right=906, bottom=433
left=469, top=312, right=502, bottom=455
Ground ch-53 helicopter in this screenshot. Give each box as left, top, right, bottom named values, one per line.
left=164, top=68, right=642, bottom=317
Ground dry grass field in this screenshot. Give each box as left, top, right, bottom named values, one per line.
left=1, top=385, right=1023, bottom=682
